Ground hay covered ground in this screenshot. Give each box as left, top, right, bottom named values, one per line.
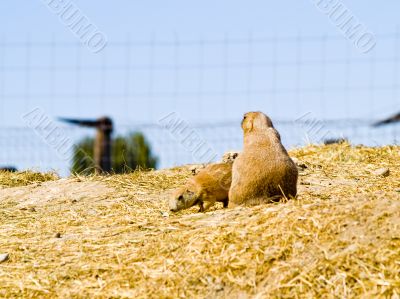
left=0, top=144, right=399, bottom=298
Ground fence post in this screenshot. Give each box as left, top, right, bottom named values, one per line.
left=59, top=116, right=113, bottom=174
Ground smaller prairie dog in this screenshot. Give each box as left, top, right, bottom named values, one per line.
left=169, top=163, right=232, bottom=212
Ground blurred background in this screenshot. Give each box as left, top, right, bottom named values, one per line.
left=0, top=1, right=399, bottom=176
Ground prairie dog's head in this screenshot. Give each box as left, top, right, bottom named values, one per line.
left=222, top=151, right=240, bottom=163
left=241, top=112, right=274, bottom=133
left=169, top=187, right=197, bottom=212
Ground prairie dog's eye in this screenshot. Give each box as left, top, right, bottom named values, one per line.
left=178, top=195, right=184, bottom=201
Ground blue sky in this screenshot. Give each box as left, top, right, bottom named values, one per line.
left=1, top=1, right=400, bottom=126
left=1, top=1, right=400, bottom=173
left=2, top=1, right=400, bottom=39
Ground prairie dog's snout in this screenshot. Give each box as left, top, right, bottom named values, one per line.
left=169, top=196, right=179, bottom=212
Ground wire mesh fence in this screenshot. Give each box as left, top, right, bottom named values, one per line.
left=1, top=119, right=398, bottom=176
left=1, top=32, right=399, bottom=175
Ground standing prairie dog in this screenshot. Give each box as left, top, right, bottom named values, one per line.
left=169, top=163, right=232, bottom=212
left=229, top=112, right=298, bottom=207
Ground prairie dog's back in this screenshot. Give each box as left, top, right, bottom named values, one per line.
left=193, top=163, right=232, bottom=197
left=229, top=112, right=298, bottom=206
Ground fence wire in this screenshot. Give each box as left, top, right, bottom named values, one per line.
left=0, top=33, right=399, bottom=175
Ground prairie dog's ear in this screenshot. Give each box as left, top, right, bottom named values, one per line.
left=186, top=190, right=195, bottom=197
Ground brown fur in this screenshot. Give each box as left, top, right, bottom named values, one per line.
left=169, top=163, right=232, bottom=212
left=228, top=112, right=298, bottom=207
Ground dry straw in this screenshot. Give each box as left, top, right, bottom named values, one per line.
left=0, top=170, right=58, bottom=189
left=0, top=144, right=399, bottom=298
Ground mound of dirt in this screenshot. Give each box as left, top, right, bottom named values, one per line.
left=0, top=144, right=399, bottom=298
